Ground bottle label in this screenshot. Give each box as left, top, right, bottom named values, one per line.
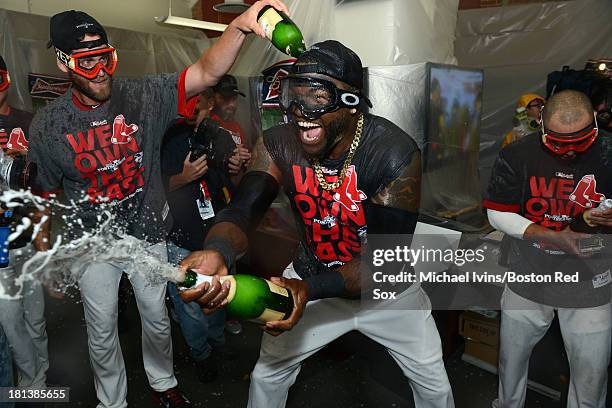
left=257, top=307, right=285, bottom=323
left=258, top=8, right=283, bottom=41
left=266, top=279, right=289, bottom=297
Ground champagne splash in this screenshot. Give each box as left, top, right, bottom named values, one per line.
left=0, top=190, right=182, bottom=300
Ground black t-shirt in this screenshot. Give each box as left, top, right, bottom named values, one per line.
left=28, top=70, right=197, bottom=243
left=484, top=132, right=612, bottom=307
left=162, top=120, right=235, bottom=251
left=263, top=113, right=419, bottom=278
left=0, top=107, right=32, bottom=151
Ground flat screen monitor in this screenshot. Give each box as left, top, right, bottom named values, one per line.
left=421, top=63, right=486, bottom=232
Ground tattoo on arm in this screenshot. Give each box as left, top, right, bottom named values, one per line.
left=245, top=136, right=282, bottom=182
left=371, top=151, right=421, bottom=212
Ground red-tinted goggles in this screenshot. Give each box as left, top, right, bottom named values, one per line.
left=0, top=69, right=10, bottom=92
left=55, top=46, right=118, bottom=80
left=541, top=112, right=599, bottom=155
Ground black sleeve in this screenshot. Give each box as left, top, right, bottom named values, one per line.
left=483, top=149, right=522, bottom=213
left=213, top=171, right=279, bottom=233
left=213, top=126, right=237, bottom=171
left=161, top=124, right=190, bottom=179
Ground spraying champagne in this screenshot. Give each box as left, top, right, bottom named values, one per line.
left=178, top=270, right=294, bottom=323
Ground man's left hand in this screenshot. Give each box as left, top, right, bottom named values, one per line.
left=5, top=149, right=27, bottom=158
left=230, top=0, right=290, bottom=37
left=263, top=277, right=308, bottom=336
left=588, top=207, right=612, bottom=228
left=228, top=149, right=243, bottom=174
left=236, top=144, right=252, bottom=168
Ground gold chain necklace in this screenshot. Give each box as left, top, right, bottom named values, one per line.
left=313, top=114, right=364, bottom=191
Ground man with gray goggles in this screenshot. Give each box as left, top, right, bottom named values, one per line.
left=279, top=76, right=370, bottom=120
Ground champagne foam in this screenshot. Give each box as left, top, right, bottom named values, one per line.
left=0, top=190, right=183, bottom=300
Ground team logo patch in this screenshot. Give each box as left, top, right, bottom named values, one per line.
left=569, top=174, right=606, bottom=208
left=111, top=114, right=139, bottom=145
left=6, top=128, right=28, bottom=150
left=333, top=165, right=367, bottom=212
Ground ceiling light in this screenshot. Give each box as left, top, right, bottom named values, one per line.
left=213, top=0, right=250, bottom=14
left=155, top=15, right=228, bottom=32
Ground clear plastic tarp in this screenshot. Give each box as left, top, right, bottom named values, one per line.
left=454, top=0, right=612, bottom=190
left=0, top=8, right=210, bottom=111
left=230, top=0, right=459, bottom=76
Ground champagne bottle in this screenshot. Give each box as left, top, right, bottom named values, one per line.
left=179, top=270, right=294, bottom=323
left=570, top=199, right=612, bottom=233
left=257, top=6, right=306, bottom=58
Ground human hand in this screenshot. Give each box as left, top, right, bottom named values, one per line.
left=178, top=250, right=230, bottom=314
left=229, top=0, right=290, bottom=37
left=236, top=144, right=252, bottom=168
left=586, top=207, right=612, bottom=228
left=549, top=226, right=592, bottom=256
left=181, top=152, right=208, bottom=182
left=5, top=149, right=27, bottom=158
left=228, top=148, right=243, bottom=174
left=262, top=277, right=308, bottom=336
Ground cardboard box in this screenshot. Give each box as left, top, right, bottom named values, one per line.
left=459, top=311, right=500, bottom=367
left=459, top=311, right=500, bottom=346
left=464, top=339, right=499, bottom=367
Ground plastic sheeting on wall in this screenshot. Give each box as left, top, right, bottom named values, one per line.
left=0, top=8, right=210, bottom=111
left=230, top=0, right=459, bottom=77
left=334, top=0, right=458, bottom=67
left=455, top=0, right=612, bottom=160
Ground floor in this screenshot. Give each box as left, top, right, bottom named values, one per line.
left=39, top=285, right=564, bottom=408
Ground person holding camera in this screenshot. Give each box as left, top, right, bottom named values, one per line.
left=211, top=75, right=252, bottom=185
left=0, top=54, right=49, bottom=392
left=162, top=89, right=237, bottom=383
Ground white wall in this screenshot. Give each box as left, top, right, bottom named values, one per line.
left=0, top=0, right=202, bottom=37
left=334, top=0, right=458, bottom=67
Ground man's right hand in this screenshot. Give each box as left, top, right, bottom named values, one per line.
left=181, top=152, right=208, bottom=182
left=548, top=226, right=591, bottom=256
left=178, top=249, right=231, bottom=313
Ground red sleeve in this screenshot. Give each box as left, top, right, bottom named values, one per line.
left=482, top=200, right=520, bottom=213
left=177, top=67, right=198, bottom=118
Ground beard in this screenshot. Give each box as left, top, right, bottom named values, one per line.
left=214, top=107, right=235, bottom=122
left=70, top=72, right=112, bottom=103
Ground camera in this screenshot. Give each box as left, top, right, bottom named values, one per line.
left=190, top=119, right=236, bottom=169
left=0, top=150, right=37, bottom=190
left=189, top=142, right=208, bottom=163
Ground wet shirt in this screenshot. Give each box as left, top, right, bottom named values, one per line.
left=263, top=113, right=419, bottom=278
left=484, top=132, right=612, bottom=307
left=0, top=107, right=32, bottom=151
left=28, top=70, right=196, bottom=243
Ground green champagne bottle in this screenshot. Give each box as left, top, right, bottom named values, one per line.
left=257, top=6, right=306, bottom=58
left=179, top=270, right=294, bottom=323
